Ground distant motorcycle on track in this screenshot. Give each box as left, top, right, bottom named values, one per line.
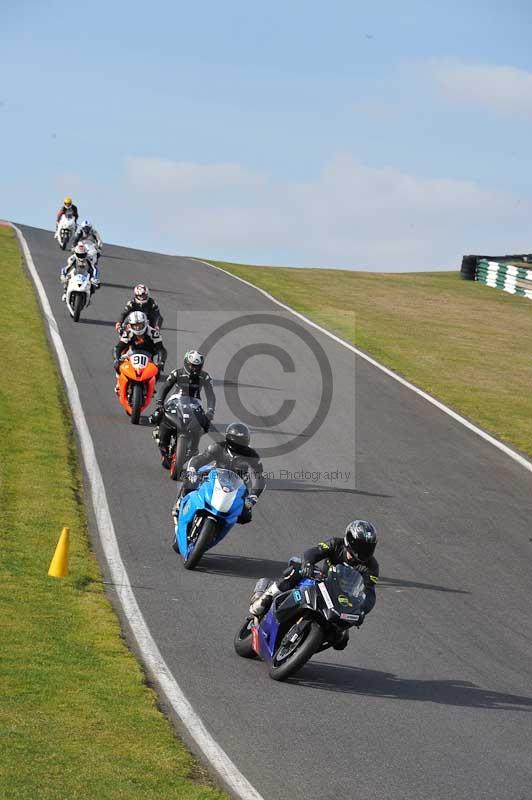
left=116, top=349, right=159, bottom=424
left=54, top=211, right=76, bottom=250
left=153, top=392, right=209, bottom=480
left=61, top=264, right=94, bottom=322
left=174, top=466, right=247, bottom=570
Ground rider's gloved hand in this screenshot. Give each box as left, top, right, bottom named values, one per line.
left=206, top=408, right=215, bottom=421
left=186, top=468, right=198, bottom=484
left=115, top=322, right=122, bottom=333
left=149, top=404, right=163, bottom=425
left=301, top=562, right=314, bottom=579
left=245, top=494, right=258, bottom=510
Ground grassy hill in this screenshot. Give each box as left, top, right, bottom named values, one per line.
left=209, top=260, right=532, bottom=459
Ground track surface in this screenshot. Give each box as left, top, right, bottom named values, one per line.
left=21, top=225, right=532, bottom=800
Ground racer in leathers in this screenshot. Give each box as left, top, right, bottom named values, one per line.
left=115, top=285, right=167, bottom=371
left=113, top=311, right=165, bottom=392
left=249, top=520, right=379, bottom=649
left=55, top=196, right=79, bottom=227
left=173, top=422, right=265, bottom=531
left=151, top=351, right=215, bottom=467
left=115, top=284, right=164, bottom=331
left=72, top=219, right=102, bottom=255
left=60, top=243, right=99, bottom=300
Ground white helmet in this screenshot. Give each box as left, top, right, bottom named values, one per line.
left=74, top=243, right=88, bottom=260
left=134, top=284, right=149, bottom=304
left=183, top=350, right=204, bottom=375
left=128, top=311, right=147, bottom=335
left=81, top=219, right=92, bottom=233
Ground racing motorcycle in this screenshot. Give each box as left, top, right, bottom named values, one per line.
left=61, top=264, right=93, bottom=322
left=174, top=467, right=247, bottom=570
left=154, top=393, right=208, bottom=480
left=234, top=564, right=366, bottom=681
left=116, top=349, right=159, bottom=424
left=54, top=212, right=76, bottom=250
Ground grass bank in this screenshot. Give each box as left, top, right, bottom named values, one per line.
left=0, top=225, right=226, bottom=800
left=210, top=260, right=532, bottom=458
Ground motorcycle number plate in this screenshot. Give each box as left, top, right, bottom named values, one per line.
left=131, top=354, right=149, bottom=369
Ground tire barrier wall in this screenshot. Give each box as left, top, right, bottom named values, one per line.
left=460, top=253, right=532, bottom=281
left=475, top=259, right=532, bottom=299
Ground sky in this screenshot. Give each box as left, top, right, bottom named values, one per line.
left=1, top=0, right=532, bottom=270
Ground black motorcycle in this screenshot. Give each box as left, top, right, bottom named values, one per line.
left=160, top=393, right=208, bottom=481
left=234, top=564, right=366, bottom=681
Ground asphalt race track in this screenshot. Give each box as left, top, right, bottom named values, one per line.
left=21, top=224, right=532, bottom=800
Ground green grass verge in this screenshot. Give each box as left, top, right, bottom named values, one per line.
left=209, top=259, right=532, bottom=458
left=0, top=226, right=226, bottom=800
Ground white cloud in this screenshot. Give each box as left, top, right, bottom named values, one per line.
left=120, top=154, right=532, bottom=270
left=433, top=61, right=532, bottom=118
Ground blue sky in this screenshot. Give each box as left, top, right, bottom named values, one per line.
left=1, top=0, right=532, bottom=269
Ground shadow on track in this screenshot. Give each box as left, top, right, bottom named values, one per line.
left=214, top=378, right=284, bottom=392
left=78, top=318, right=194, bottom=333
left=289, top=663, right=532, bottom=710
left=379, top=575, right=470, bottom=594
left=195, top=554, right=287, bottom=580
left=266, top=478, right=392, bottom=498
left=101, top=281, right=184, bottom=296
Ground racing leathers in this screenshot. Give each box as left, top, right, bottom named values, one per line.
left=72, top=226, right=102, bottom=251
left=113, top=326, right=165, bottom=372
left=177, top=440, right=266, bottom=524
left=153, top=368, right=216, bottom=459
left=117, top=297, right=163, bottom=330
left=56, top=204, right=79, bottom=225
left=250, top=537, right=379, bottom=646
left=60, top=254, right=98, bottom=294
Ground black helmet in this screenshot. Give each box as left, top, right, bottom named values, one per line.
left=344, top=520, right=377, bottom=562
left=225, top=422, right=251, bottom=449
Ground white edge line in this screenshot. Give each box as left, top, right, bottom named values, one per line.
left=11, top=225, right=265, bottom=800
left=193, top=258, right=532, bottom=476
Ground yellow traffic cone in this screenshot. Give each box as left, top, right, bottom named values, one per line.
left=48, top=527, right=69, bottom=578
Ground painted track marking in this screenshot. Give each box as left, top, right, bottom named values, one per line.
left=12, top=225, right=265, bottom=800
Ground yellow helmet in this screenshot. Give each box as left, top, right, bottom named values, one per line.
left=64, top=196, right=73, bottom=207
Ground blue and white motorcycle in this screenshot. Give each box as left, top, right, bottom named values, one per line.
left=174, top=466, right=247, bottom=570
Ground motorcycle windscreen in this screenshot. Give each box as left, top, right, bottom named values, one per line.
left=209, top=469, right=244, bottom=513
left=164, top=395, right=204, bottom=428
left=324, top=565, right=366, bottom=618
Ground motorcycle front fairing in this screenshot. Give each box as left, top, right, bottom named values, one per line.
left=176, top=468, right=246, bottom=559
left=164, top=394, right=205, bottom=434
left=255, top=579, right=318, bottom=662
left=254, top=567, right=366, bottom=661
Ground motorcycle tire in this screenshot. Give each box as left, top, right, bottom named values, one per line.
left=170, top=436, right=187, bottom=482
left=60, top=239, right=67, bottom=251
left=72, top=293, right=84, bottom=322
left=268, top=621, right=324, bottom=682
left=234, top=618, right=257, bottom=659
left=183, top=516, right=217, bottom=570
left=130, top=382, right=143, bottom=425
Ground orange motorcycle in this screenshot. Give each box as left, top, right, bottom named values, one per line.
left=117, top=349, right=159, bottom=424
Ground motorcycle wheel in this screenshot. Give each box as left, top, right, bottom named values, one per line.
left=234, top=618, right=257, bottom=659
left=183, top=516, right=217, bottom=570
left=130, top=382, right=143, bottom=425
left=170, top=436, right=187, bottom=481
left=72, top=293, right=84, bottom=322
left=268, top=621, right=324, bottom=682
left=60, top=239, right=67, bottom=251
